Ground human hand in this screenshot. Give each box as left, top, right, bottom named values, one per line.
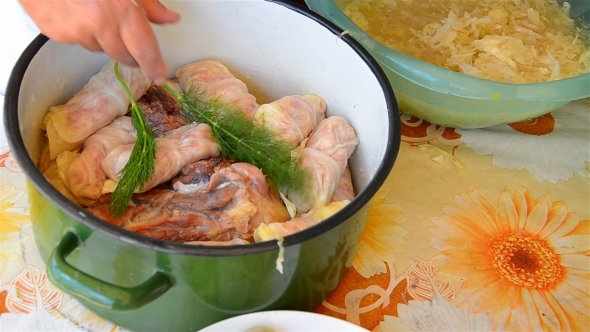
left=18, top=0, right=180, bottom=84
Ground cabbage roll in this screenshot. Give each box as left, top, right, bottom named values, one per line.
left=286, top=147, right=341, bottom=213
left=254, top=95, right=326, bottom=148
left=176, top=60, right=259, bottom=119
left=331, top=166, right=355, bottom=202
left=44, top=61, right=151, bottom=159
left=64, top=116, right=137, bottom=205
left=285, top=116, right=359, bottom=214
left=102, top=123, right=220, bottom=192
left=306, top=116, right=359, bottom=174
left=36, top=142, right=79, bottom=204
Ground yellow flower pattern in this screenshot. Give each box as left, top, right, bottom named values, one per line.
left=429, top=186, right=589, bottom=331
left=0, top=183, right=27, bottom=232
left=352, top=187, right=407, bottom=278
left=0, top=182, right=30, bottom=274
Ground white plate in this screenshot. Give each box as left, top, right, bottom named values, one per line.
left=198, top=310, right=369, bottom=332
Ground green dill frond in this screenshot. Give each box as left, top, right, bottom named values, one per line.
left=163, top=85, right=309, bottom=195
left=109, top=63, right=157, bottom=217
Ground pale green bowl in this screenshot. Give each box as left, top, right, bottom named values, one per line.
left=306, top=0, right=590, bottom=128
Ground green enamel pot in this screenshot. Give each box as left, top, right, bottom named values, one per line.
left=4, top=1, right=400, bottom=331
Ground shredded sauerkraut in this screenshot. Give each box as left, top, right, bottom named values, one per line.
left=337, top=0, right=590, bottom=83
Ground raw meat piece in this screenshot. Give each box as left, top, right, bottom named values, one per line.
left=138, top=84, right=186, bottom=137
left=172, top=157, right=233, bottom=193
left=88, top=163, right=290, bottom=243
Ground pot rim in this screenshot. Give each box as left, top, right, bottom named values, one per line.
left=3, top=0, right=401, bottom=257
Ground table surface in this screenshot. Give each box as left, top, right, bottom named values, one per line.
left=1, top=99, right=589, bottom=331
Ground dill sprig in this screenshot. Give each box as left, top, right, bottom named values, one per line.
left=109, top=62, right=157, bottom=217
left=162, top=84, right=309, bottom=195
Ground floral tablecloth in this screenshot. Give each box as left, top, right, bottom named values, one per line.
left=1, top=99, right=589, bottom=331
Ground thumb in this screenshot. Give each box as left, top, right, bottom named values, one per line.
left=136, top=0, right=180, bottom=24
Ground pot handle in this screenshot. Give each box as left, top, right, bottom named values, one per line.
left=47, top=231, right=174, bottom=311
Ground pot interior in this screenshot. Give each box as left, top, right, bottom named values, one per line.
left=8, top=0, right=399, bottom=253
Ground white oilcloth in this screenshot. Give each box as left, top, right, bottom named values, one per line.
left=0, top=0, right=39, bottom=146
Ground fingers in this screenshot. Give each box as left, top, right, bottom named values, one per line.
left=76, top=37, right=103, bottom=53
left=19, top=0, right=176, bottom=84
left=136, top=0, right=180, bottom=24
left=119, top=6, right=168, bottom=84
left=95, top=25, right=138, bottom=67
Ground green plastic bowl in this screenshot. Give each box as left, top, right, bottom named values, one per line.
left=306, top=0, right=590, bottom=128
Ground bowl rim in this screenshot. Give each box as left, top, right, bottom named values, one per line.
left=3, top=0, right=401, bottom=257
left=306, top=0, right=590, bottom=102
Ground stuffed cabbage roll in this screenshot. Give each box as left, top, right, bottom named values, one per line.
left=39, top=145, right=80, bottom=205
left=102, top=123, right=220, bottom=192
left=285, top=116, right=359, bottom=214
left=286, top=147, right=341, bottom=214
left=254, top=95, right=326, bottom=148
left=176, top=60, right=259, bottom=119
left=44, top=61, right=151, bottom=159
left=63, top=116, right=137, bottom=205
left=305, top=116, right=359, bottom=174
left=331, top=166, right=355, bottom=202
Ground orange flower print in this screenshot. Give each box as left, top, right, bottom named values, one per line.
left=379, top=295, right=490, bottom=331
left=317, top=188, right=410, bottom=330
left=405, top=259, right=454, bottom=302
left=352, top=187, right=407, bottom=278
left=429, top=186, right=589, bottom=331
left=5, top=266, right=62, bottom=314
left=401, top=115, right=465, bottom=167
left=0, top=151, right=22, bottom=173
left=401, top=114, right=462, bottom=146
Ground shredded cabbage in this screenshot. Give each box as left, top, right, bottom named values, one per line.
left=418, top=144, right=467, bottom=174
left=304, top=200, right=350, bottom=220
left=337, top=0, right=590, bottom=83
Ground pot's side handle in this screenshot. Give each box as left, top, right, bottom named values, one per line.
left=47, top=231, right=174, bottom=311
